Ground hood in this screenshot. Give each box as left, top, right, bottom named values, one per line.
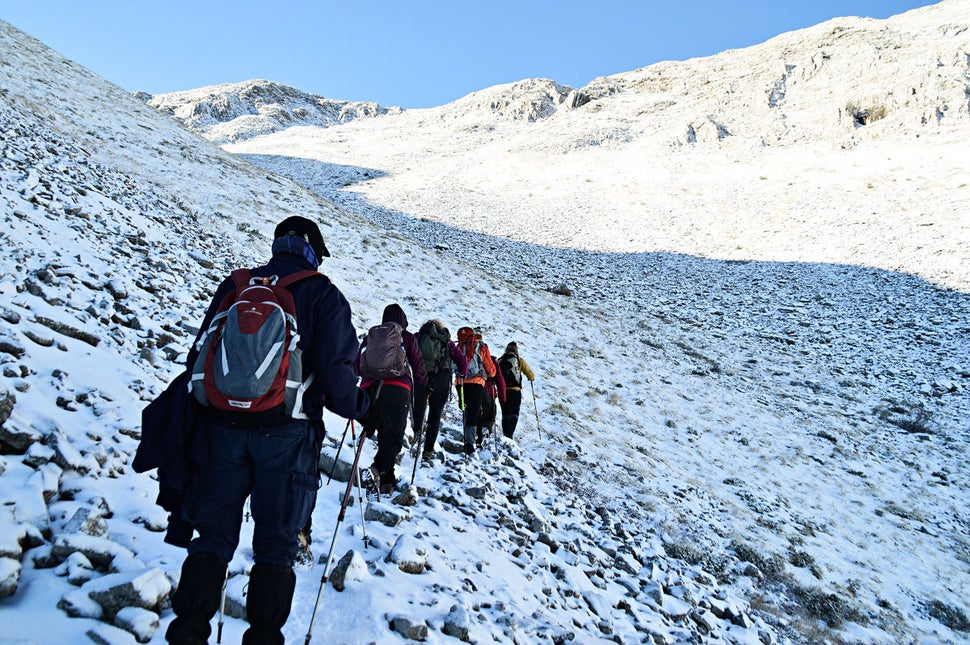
left=382, top=303, right=408, bottom=329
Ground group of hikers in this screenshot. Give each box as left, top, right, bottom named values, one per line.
left=152, top=216, right=536, bottom=643
left=356, top=304, right=536, bottom=499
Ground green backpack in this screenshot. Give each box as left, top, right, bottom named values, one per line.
left=418, top=321, right=451, bottom=374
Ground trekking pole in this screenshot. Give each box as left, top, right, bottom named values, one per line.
left=529, top=380, right=542, bottom=438
left=304, top=419, right=370, bottom=645
left=350, top=420, right=367, bottom=544
left=326, top=418, right=353, bottom=485
left=216, top=570, right=228, bottom=643
left=494, top=412, right=499, bottom=453
left=410, top=418, right=425, bottom=485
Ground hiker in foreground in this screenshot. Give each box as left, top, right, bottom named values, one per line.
left=497, top=341, right=536, bottom=438
left=454, top=325, right=497, bottom=454
left=413, top=319, right=468, bottom=461
left=355, top=303, right=428, bottom=496
left=166, top=216, right=374, bottom=644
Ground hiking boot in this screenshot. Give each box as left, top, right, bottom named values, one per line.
left=464, top=441, right=474, bottom=455
left=421, top=450, right=434, bottom=462
left=359, top=466, right=380, bottom=501
left=295, top=530, right=313, bottom=567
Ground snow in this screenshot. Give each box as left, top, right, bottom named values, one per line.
left=0, top=1, right=969, bottom=643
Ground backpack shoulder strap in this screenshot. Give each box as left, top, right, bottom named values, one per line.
left=276, top=269, right=324, bottom=290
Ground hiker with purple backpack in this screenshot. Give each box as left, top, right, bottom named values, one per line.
left=354, top=303, right=428, bottom=496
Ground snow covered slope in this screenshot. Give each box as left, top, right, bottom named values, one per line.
left=1, top=2, right=969, bottom=643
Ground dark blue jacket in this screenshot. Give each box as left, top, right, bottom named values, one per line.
left=187, top=248, right=369, bottom=423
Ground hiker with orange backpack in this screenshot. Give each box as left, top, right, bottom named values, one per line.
left=455, top=326, right=497, bottom=454
left=354, top=303, right=428, bottom=496
left=475, top=328, right=506, bottom=449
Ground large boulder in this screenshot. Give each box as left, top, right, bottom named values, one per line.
left=82, top=568, right=172, bottom=621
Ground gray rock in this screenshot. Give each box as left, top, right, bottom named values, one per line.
left=518, top=495, right=549, bottom=532
left=391, top=485, right=419, bottom=507
left=114, top=606, right=160, bottom=643
left=442, top=604, right=472, bottom=642
left=0, top=392, right=17, bottom=427
left=106, top=279, right=129, bottom=301
left=0, top=340, right=26, bottom=360
left=329, top=549, right=368, bottom=592
left=64, top=506, right=109, bottom=538
left=54, top=551, right=96, bottom=586
left=22, top=441, right=55, bottom=467
left=385, top=534, right=428, bottom=574
left=83, top=568, right=172, bottom=620
left=0, top=417, right=41, bottom=452
left=389, top=614, right=428, bottom=641
left=47, top=429, right=99, bottom=474
left=0, top=510, right=25, bottom=559
left=614, top=551, right=641, bottom=576
left=690, top=608, right=720, bottom=635
left=52, top=534, right=136, bottom=570
left=364, top=501, right=411, bottom=527
left=58, top=588, right=104, bottom=619
left=318, top=449, right=352, bottom=483
left=535, top=531, right=560, bottom=553
left=0, top=557, right=21, bottom=598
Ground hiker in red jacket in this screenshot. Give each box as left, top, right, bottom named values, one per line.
left=476, top=328, right=506, bottom=448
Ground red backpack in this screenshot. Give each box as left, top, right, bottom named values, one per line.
left=190, top=269, right=319, bottom=421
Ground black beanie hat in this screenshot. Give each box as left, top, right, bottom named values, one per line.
left=274, top=216, right=330, bottom=258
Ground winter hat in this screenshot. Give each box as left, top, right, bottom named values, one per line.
left=505, top=342, right=518, bottom=354
left=274, top=216, right=330, bottom=259
left=382, top=303, right=408, bottom=329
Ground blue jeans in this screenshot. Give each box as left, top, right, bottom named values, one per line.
left=186, top=418, right=319, bottom=566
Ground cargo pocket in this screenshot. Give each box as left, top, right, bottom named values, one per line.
left=286, top=471, right=318, bottom=534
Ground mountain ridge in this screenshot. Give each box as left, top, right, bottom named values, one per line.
left=147, top=0, right=970, bottom=149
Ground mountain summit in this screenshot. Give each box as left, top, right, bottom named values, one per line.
left=144, top=79, right=396, bottom=143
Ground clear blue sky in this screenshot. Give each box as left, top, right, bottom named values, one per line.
left=4, top=0, right=937, bottom=108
